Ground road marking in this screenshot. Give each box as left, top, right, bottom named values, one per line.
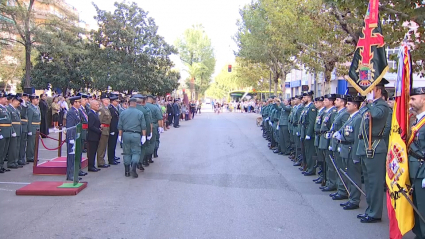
left=0, top=182, right=31, bottom=185
left=0, top=188, right=15, bottom=192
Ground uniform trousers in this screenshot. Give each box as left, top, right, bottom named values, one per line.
left=304, top=138, right=315, bottom=173
left=19, top=132, right=27, bottom=163
left=140, top=139, right=150, bottom=164
left=26, top=133, right=36, bottom=161
left=7, top=136, right=20, bottom=166
left=324, top=150, right=337, bottom=189
left=87, top=140, right=99, bottom=169
left=335, top=150, right=349, bottom=196
left=173, top=114, right=180, bottom=127
left=411, top=178, right=425, bottom=239
left=0, top=137, right=11, bottom=168
left=361, top=153, right=386, bottom=218
left=278, top=126, right=290, bottom=154
left=97, top=134, right=109, bottom=166
left=148, top=124, right=159, bottom=154
left=345, top=156, right=362, bottom=206
left=122, top=132, right=141, bottom=165
left=66, top=139, right=81, bottom=180
left=108, top=133, right=118, bottom=163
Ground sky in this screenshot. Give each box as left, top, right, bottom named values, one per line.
left=68, top=0, right=252, bottom=80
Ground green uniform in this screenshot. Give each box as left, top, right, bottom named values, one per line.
left=383, top=107, right=393, bottom=146
left=146, top=102, right=162, bottom=155
left=278, top=103, right=291, bottom=154
left=97, top=105, right=112, bottom=166
left=7, top=105, right=21, bottom=167
left=408, top=114, right=425, bottom=239
left=19, top=101, right=29, bottom=163
left=338, top=110, right=362, bottom=206
left=356, top=98, right=389, bottom=219
left=294, top=104, right=305, bottom=160
left=300, top=102, right=317, bottom=173
left=0, top=104, right=13, bottom=169
left=136, top=104, right=152, bottom=164
left=118, top=106, right=146, bottom=165
left=319, top=106, right=337, bottom=188
left=330, top=108, right=350, bottom=196
left=288, top=106, right=295, bottom=152
left=26, top=103, right=41, bottom=162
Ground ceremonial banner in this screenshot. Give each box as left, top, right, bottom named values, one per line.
left=345, top=0, right=389, bottom=96
left=385, top=45, right=414, bottom=239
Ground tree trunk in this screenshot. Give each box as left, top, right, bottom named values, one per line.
left=24, top=41, right=31, bottom=88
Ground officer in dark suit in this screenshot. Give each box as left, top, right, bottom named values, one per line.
left=407, top=87, right=425, bottom=239
left=65, top=96, right=82, bottom=181
left=173, top=99, right=180, bottom=128
left=356, top=79, right=390, bottom=223
left=77, top=93, right=89, bottom=176
left=87, top=100, right=101, bottom=172
left=167, top=98, right=174, bottom=128
left=108, top=95, right=120, bottom=165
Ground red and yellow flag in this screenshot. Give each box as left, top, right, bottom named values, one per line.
left=385, top=45, right=414, bottom=239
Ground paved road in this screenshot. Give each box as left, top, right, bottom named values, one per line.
left=0, top=110, right=414, bottom=239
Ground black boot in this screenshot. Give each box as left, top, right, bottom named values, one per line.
left=125, top=165, right=130, bottom=177
left=142, top=155, right=149, bottom=167
left=154, top=149, right=158, bottom=158
left=149, top=155, right=154, bottom=163
left=131, top=163, right=138, bottom=178
left=137, top=162, right=145, bottom=171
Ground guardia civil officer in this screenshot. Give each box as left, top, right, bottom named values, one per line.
left=356, top=79, right=390, bottom=223
left=318, top=94, right=337, bottom=190
left=338, top=95, right=364, bottom=210
left=313, top=97, right=325, bottom=184
left=117, top=97, right=146, bottom=178
left=97, top=93, right=112, bottom=168
left=293, top=95, right=305, bottom=166
left=407, top=87, right=425, bottom=238
left=108, top=95, right=120, bottom=165
left=0, top=92, right=12, bottom=173
left=278, top=99, right=292, bottom=155
left=6, top=95, right=22, bottom=169
left=381, top=90, right=392, bottom=146
left=329, top=94, right=350, bottom=199
left=146, top=95, right=164, bottom=163
left=65, top=96, right=82, bottom=181
left=18, top=93, right=29, bottom=165
left=152, top=96, right=162, bottom=158
left=300, top=91, right=317, bottom=176
left=26, top=95, right=41, bottom=163
left=77, top=93, right=89, bottom=176
left=134, top=95, right=152, bottom=168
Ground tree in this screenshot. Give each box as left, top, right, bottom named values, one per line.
left=89, top=1, right=178, bottom=94
left=0, top=0, right=78, bottom=90
left=0, top=43, right=24, bottom=91
left=175, top=25, right=216, bottom=99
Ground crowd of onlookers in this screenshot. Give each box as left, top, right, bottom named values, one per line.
left=210, top=99, right=261, bottom=114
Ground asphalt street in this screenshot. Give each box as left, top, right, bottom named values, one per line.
left=0, top=107, right=415, bottom=239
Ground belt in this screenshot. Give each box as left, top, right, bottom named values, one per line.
left=20, top=119, right=28, bottom=122
left=338, top=140, right=353, bottom=145
left=0, top=124, right=12, bottom=127
left=101, top=124, right=110, bottom=127
left=82, top=123, right=88, bottom=130
left=12, top=122, right=21, bottom=125
left=123, top=130, right=140, bottom=134
left=358, top=134, right=382, bottom=140
left=31, top=122, right=41, bottom=125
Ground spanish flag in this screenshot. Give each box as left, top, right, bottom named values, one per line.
left=385, top=45, right=414, bottom=239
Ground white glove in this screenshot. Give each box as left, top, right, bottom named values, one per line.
left=0, top=135, right=3, bottom=139
left=325, top=133, right=331, bottom=139
left=141, top=136, right=146, bottom=145
left=110, top=132, right=115, bottom=135
left=296, top=132, right=300, bottom=136
left=305, top=135, right=311, bottom=140
left=158, top=127, right=164, bottom=133
left=69, top=139, right=75, bottom=145
left=329, top=146, right=333, bottom=151
left=269, top=121, right=272, bottom=126
left=276, top=125, right=280, bottom=130
left=11, top=132, right=17, bottom=137
left=147, top=132, right=152, bottom=140
left=333, top=131, right=341, bottom=140
left=27, top=132, right=32, bottom=136
left=337, top=147, right=341, bottom=152
left=118, top=136, right=122, bottom=143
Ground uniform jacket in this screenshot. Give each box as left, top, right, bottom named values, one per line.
left=338, top=111, right=362, bottom=162
left=0, top=104, right=12, bottom=138
left=294, top=104, right=304, bottom=137
left=87, top=109, right=101, bottom=142
left=118, top=107, right=146, bottom=132
left=172, top=103, right=180, bottom=115
left=330, top=108, right=350, bottom=152
left=383, top=107, right=393, bottom=146
left=19, top=101, right=28, bottom=133
left=314, top=107, right=325, bottom=147
left=98, top=104, right=112, bottom=136
left=136, top=104, right=151, bottom=134
left=356, top=98, right=390, bottom=156
left=27, top=103, right=41, bottom=134
left=279, top=104, right=291, bottom=126
left=300, top=102, right=317, bottom=140
left=108, top=104, right=120, bottom=134
left=65, top=107, right=81, bottom=142
left=167, top=103, right=174, bottom=116
left=318, top=106, right=337, bottom=150
left=408, top=115, right=425, bottom=179
left=147, top=103, right=162, bottom=124
left=7, top=105, right=21, bottom=137
left=79, top=106, right=89, bottom=139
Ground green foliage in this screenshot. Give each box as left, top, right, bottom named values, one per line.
left=175, top=25, right=216, bottom=99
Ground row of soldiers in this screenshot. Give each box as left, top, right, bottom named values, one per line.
left=0, top=92, right=42, bottom=173
left=65, top=93, right=164, bottom=181
left=261, top=79, right=425, bottom=238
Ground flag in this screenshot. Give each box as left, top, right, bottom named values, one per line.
left=345, top=0, right=389, bottom=96
left=385, top=45, right=414, bottom=239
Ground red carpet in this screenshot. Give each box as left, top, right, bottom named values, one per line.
left=33, top=157, right=88, bottom=175
left=16, top=181, right=88, bottom=196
